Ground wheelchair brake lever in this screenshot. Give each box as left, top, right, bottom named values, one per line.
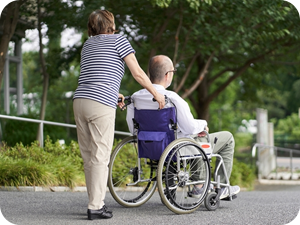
left=212, top=137, right=218, bottom=150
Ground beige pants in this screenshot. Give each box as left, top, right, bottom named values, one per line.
left=73, top=98, right=116, bottom=210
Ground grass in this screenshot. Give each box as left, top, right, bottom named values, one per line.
left=0, top=137, right=84, bottom=189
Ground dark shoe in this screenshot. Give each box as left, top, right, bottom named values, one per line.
left=87, top=205, right=112, bottom=214
left=102, top=205, right=112, bottom=214
left=87, top=206, right=113, bottom=220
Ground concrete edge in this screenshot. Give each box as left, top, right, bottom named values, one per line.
left=0, top=186, right=88, bottom=192
left=258, top=179, right=300, bottom=185
left=0, top=186, right=148, bottom=192
left=2, top=179, right=300, bottom=192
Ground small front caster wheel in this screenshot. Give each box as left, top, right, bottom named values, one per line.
left=204, top=192, right=220, bottom=211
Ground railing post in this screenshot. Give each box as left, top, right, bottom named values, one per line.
left=275, top=147, right=277, bottom=179
left=39, top=122, right=44, bottom=147
left=4, top=55, right=10, bottom=114
left=290, top=150, right=293, bottom=180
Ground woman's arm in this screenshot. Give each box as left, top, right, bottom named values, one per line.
left=124, top=53, right=165, bottom=109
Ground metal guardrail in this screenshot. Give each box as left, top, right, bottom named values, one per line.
left=0, top=114, right=131, bottom=147
left=252, top=143, right=300, bottom=179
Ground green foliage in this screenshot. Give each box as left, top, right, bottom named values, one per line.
left=0, top=137, right=84, bottom=188
left=81, top=0, right=300, bottom=124
left=230, top=158, right=256, bottom=190
left=0, top=156, right=55, bottom=187
left=1, top=115, right=38, bottom=146
left=17, top=0, right=300, bottom=138
left=1, top=116, right=70, bottom=146
left=0, top=135, right=256, bottom=189
left=51, top=158, right=83, bottom=188
left=45, top=65, right=79, bottom=142
left=22, top=51, right=42, bottom=100
left=149, top=0, right=173, bottom=8
left=230, top=132, right=257, bottom=189
left=234, top=132, right=255, bottom=152
left=208, top=78, right=241, bottom=133
left=21, top=51, right=79, bottom=143
left=148, top=0, right=212, bottom=10
left=209, top=153, right=256, bottom=190
left=110, top=139, right=152, bottom=186
left=272, top=113, right=300, bottom=139
left=43, top=137, right=83, bottom=171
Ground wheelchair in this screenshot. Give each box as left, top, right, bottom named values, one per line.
left=108, top=96, right=237, bottom=214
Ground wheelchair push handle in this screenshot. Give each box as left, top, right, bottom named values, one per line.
left=117, top=96, right=132, bottom=110
left=118, top=95, right=174, bottom=111
left=152, top=95, right=168, bottom=102
left=117, top=95, right=131, bottom=103
left=152, top=95, right=169, bottom=109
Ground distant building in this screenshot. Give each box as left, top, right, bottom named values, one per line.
left=0, top=8, right=35, bottom=115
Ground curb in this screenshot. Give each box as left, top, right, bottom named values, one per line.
left=258, top=179, right=300, bottom=185
left=1, top=179, right=300, bottom=192
left=0, top=186, right=88, bottom=192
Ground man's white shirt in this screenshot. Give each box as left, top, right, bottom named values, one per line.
left=126, top=84, right=207, bottom=138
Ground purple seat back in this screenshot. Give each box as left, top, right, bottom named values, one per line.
left=134, top=107, right=176, bottom=160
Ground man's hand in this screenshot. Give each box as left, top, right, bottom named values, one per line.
left=198, top=126, right=209, bottom=137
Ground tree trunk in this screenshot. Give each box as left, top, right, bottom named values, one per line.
left=195, top=55, right=210, bottom=121
left=182, top=55, right=211, bottom=121
left=189, top=50, right=272, bottom=122
left=196, top=79, right=211, bottom=121
left=0, top=1, right=23, bottom=100
left=36, top=0, right=49, bottom=144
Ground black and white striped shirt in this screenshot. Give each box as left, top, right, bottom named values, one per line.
left=73, top=34, right=135, bottom=108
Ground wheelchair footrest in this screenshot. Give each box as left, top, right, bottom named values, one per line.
left=221, top=194, right=237, bottom=201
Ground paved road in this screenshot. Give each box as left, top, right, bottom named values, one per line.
left=0, top=184, right=300, bottom=225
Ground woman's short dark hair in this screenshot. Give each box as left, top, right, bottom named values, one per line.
left=87, top=10, right=117, bottom=36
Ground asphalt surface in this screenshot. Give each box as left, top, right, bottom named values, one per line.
left=0, top=184, right=300, bottom=225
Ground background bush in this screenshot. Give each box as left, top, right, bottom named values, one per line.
left=0, top=137, right=84, bottom=188
left=230, top=158, right=256, bottom=190
left=0, top=137, right=256, bottom=189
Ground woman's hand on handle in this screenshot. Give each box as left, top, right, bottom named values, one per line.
left=153, top=92, right=166, bottom=109
left=117, top=93, right=125, bottom=109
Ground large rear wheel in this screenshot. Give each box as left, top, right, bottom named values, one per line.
left=157, top=138, right=211, bottom=214
left=108, top=136, right=157, bottom=207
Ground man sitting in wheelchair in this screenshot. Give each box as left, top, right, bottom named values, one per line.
left=126, top=55, right=240, bottom=200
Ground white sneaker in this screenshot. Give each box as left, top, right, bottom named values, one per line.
left=220, top=185, right=240, bottom=199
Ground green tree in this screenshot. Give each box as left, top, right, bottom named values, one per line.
left=34, top=0, right=79, bottom=140
left=11, top=0, right=300, bottom=137
left=87, top=0, right=300, bottom=122
left=273, top=113, right=300, bottom=139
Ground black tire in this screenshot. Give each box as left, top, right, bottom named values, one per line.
left=108, top=136, right=157, bottom=207
left=157, top=138, right=211, bottom=214
left=204, top=192, right=220, bottom=211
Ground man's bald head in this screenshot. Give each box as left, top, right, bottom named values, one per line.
left=148, top=55, right=173, bottom=84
